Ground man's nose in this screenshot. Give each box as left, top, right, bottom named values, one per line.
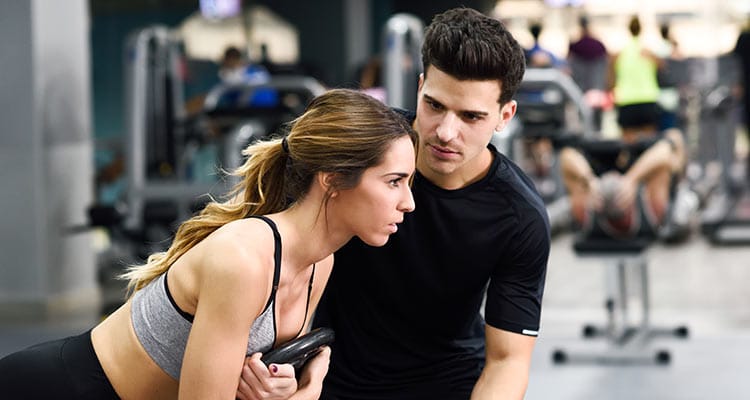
left=435, top=113, right=459, bottom=143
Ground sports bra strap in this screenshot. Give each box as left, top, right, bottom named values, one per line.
left=248, top=215, right=282, bottom=309
left=294, top=263, right=316, bottom=339
left=249, top=215, right=316, bottom=342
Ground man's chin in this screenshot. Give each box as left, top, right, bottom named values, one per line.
left=422, top=159, right=457, bottom=176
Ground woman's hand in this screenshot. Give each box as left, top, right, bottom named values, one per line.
left=236, top=353, right=297, bottom=400
left=293, top=346, right=331, bottom=399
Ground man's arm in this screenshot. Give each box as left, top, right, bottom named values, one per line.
left=624, top=129, right=685, bottom=184
left=615, top=129, right=685, bottom=210
left=559, top=146, right=603, bottom=213
left=559, top=146, right=596, bottom=191
left=471, top=326, right=536, bottom=400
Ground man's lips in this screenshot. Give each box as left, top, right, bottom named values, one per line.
left=428, top=143, right=458, bottom=157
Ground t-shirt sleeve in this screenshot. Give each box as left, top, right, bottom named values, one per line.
left=484, top=209, right=550, bottom=336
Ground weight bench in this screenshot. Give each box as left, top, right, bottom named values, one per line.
left=552, top=235, right=689, bottom=365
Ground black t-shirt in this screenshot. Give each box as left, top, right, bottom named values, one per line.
left=312, top=122, right=550, bottom=399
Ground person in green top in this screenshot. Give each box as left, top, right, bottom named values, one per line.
left=608, top=15, right=665, bottom=137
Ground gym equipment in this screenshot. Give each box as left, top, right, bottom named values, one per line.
left=126, top=55, right=326, bottom=230
left=552, top=236, right=689, bottom=366
left=568, top=55, right=607, bottom=132
left=261, top=328, right=335, bottom=372
left=514, top=68, right=595, bottom=187
left=122, top=25, right=324, bottom=231
left=381, top=13, right=423, bottom=111
left=90, top=25, right=327, bottom=316
left=699, top=58, right=750, bottom=245
left=203, top=74, right=326, bottom=174
left=513, top=68, right=596, bottom=234
left=515, top=68, right=596, bottom=141
left=552, top=139, right=690, bottom=366
left=122, top=25, right=205, bottom=232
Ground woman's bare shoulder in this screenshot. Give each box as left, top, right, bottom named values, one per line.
left=194, top=218, right=278, bottom=287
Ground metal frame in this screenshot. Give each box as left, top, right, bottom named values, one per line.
left=381, top=13, right=423, bottom=111
left=552, top=238, right=689, bottom=365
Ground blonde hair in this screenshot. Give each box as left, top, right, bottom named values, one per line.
left=121, top=89, right=417, bottom=293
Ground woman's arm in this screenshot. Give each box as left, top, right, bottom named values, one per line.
left=237, top=254, right=335, bottom=400
left=179, top=227, right=271, bottom=400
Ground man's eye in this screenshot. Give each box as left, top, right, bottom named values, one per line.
left=427, top=100, right=442, bottom=110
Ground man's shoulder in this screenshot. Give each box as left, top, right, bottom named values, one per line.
left=486, top=149, right=534, bottom=188
left=487, top=150, right=550, bottom=222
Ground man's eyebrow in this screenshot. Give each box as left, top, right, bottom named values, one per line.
left=423, top=94, right=488, bottom=116
left=423, top=94, right=441, bottom=104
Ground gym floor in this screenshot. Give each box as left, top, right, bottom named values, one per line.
left=1, top=230, right=749, bottom=399
left=528, top=230, right=750, bottom=399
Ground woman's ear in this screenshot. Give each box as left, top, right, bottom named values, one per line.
left=317, top=172, right=339, bottom=197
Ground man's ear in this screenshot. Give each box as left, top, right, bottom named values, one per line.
left=412, top=73, right=425, bottom=111
left=496, top=100, right=517, bottom=132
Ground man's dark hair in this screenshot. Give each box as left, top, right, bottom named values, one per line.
left=421, top=7, right=526, bottom=105
left=223, top=46, right=242, bottom=61
left=529, top=23, right=542, bottom=40
left=579, top=16, right=590, bottom=30
left=659, top=23, right=670, bottom=40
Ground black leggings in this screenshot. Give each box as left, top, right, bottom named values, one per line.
left=0, top=330, right=120, bottom=399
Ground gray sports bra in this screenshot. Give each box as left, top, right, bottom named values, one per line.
left=130, top=215, right=315, bottom=380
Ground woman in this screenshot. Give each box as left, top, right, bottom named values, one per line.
left=0, top=89, right=418, bottom=400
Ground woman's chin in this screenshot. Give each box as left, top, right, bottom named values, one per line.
left=361, top=234, right=391, bottom=248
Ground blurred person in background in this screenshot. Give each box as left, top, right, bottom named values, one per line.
left=608, top=15, right=665, bottom=137
left=568, top=15, right=608, bottom=92
left=218, top=45, right=270, bottom=85
left=734, top=16, right=750, bottom=179
left=526, top=21, right=567, bottom=70
left=568, top=15, right=609, bottom=132
left=654, top=22, right=682, bottom=131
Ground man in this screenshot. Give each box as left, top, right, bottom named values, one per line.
left=311, top=8, right=549, bottom=399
